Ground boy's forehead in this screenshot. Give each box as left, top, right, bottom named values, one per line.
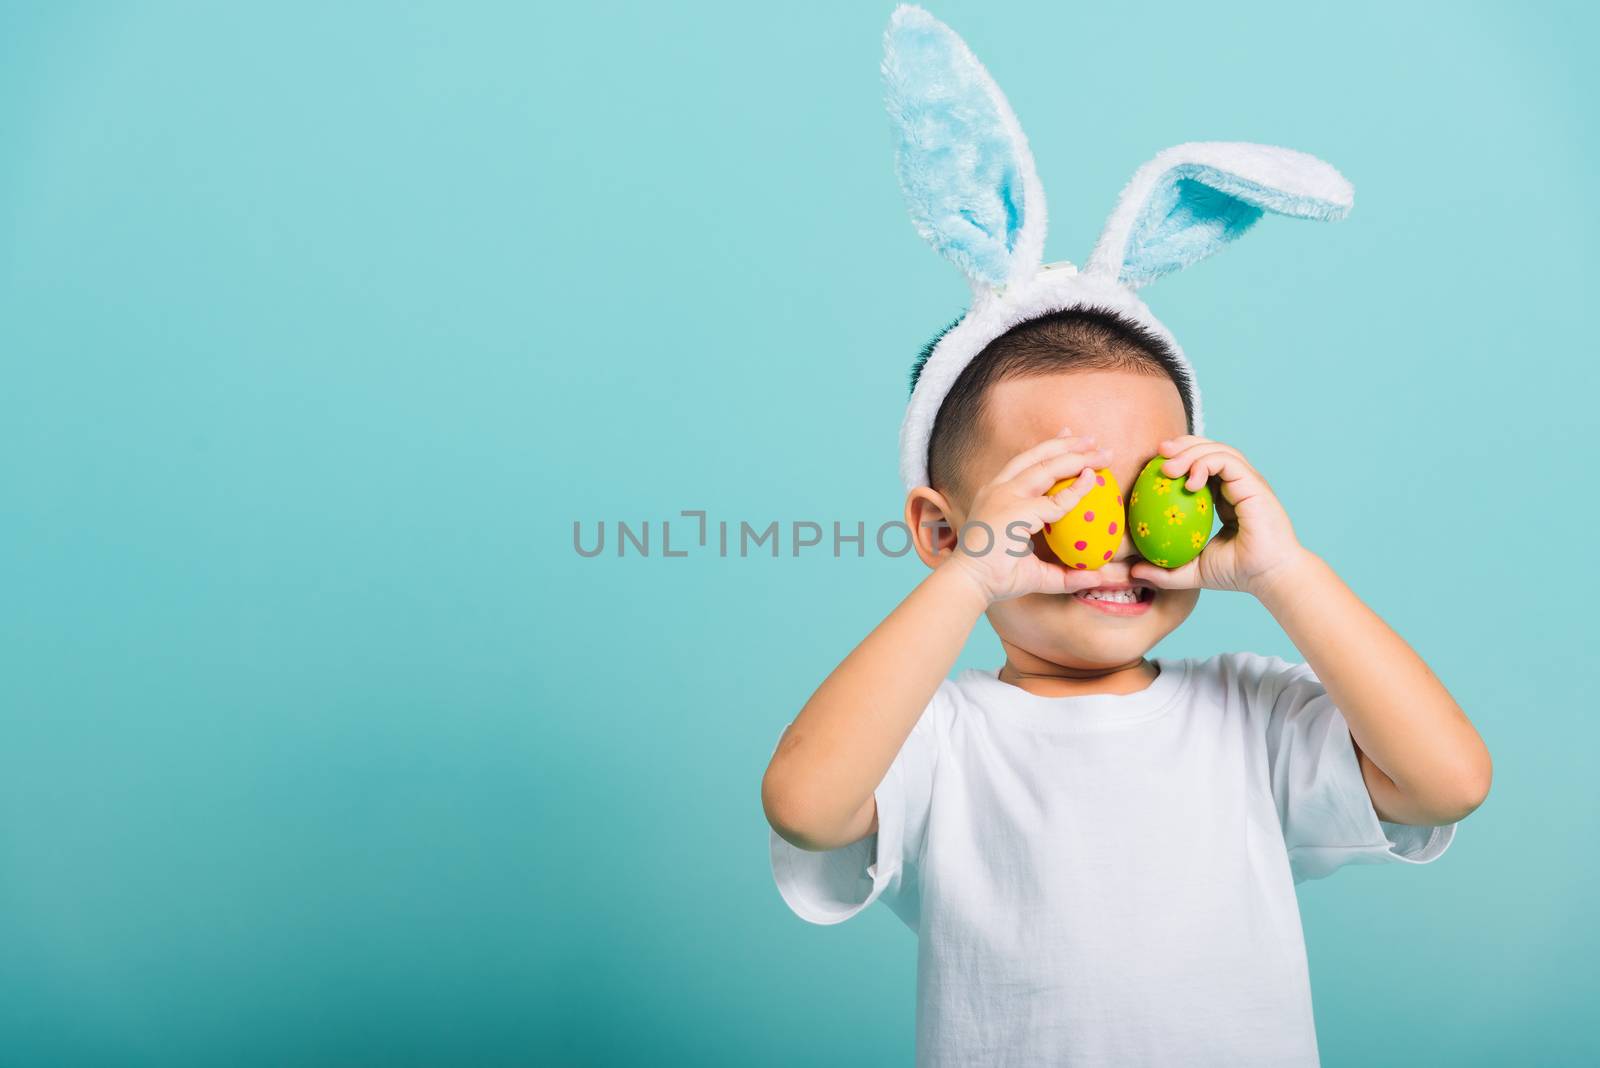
left=969, top=369, right=1189, bottom=484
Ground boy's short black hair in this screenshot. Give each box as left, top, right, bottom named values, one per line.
left=911, top=306, right=1197, bottom=497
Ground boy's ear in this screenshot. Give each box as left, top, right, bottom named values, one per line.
left=1084, top=141, right=1353, bottom=290
left=881, top=4, right=1048, bottom=296
left=906, top=486, right=961, bottom=569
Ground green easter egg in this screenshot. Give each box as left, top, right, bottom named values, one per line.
left=1127, top=455, right=1216, bottom=569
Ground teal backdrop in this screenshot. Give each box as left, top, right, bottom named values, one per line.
left=2, top=2, right=1594, bottom=1064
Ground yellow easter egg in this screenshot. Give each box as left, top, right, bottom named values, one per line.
left=1041, top=467, right=1125, bottom=570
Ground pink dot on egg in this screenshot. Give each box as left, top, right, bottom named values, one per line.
left=1074, top=540, right=1087, bottom=551
left=1108, top=521, right=1118, bottom=534
left=1095, top=475, right=1105, bottom=486
left=1084, top=511, right=1094, bottom=521
left=1074, top=562, right=1086, bottom=569
left=1103, top=550, right=1112, bottom=560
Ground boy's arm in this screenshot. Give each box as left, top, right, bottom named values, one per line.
left=1133, top=434, right=1493, bottom=830
left=762, top=429, right=1110, bottom=852
left=764, top=564, right=989, bottom=852
left=1254, top=549, right=1491, bottom=826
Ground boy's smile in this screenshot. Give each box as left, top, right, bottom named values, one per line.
left=1070, top=586, right=1156, bottom=615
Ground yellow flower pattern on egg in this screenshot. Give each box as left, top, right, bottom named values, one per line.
left=1127, top=454, right=1216, bottom=569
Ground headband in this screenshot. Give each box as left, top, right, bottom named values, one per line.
left=883, top=5, right=1355, bottom=490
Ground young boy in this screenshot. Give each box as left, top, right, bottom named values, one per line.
left=761, top=9, right=1492, bottom=1063
left=761, top=308, right=1492, bottom=1065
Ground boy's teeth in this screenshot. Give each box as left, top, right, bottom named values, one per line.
left=1079, top=588, right=1142, bottom=602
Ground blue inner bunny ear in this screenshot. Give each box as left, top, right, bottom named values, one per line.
left=882, top=5, right=1046, bottom=292
left=1089, top=143, right=1354, bottom=290
left=1122, top=173, right=1266, bottom=286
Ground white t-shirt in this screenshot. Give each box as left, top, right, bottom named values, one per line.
left=767, top=651, right=1456, bottom=1066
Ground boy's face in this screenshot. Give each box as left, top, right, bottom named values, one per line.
left=949, top=368, right=1200, bottom=670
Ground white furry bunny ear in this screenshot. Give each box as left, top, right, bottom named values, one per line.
left=881, top=4, right=1047, bottom=296
left=1085, top=142, right=1353, bottom=290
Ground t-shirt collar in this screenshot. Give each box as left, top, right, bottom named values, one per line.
left=957, top=656, right=1192, bottom=732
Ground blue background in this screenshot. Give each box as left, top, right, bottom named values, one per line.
left=2, top=1, right=1593, bottom=1064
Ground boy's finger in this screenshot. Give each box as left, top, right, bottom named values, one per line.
left=1178, top=451, right=1232, bottom=493
left=1169, top=448, right=1261, bottom=503
left=1037, top=478, right=1094, bottom=522
left=1008, top=495, right=1065, bottom=536
left=1015, top=450, right=1106, bottom=497
left=1039, top=495, right=1074, bottom=524
left=1156, top=434, right=1212, bottom=456
left=1158, top=440, right=1241, bottom=479
left=1032, top=560, right=1106, bottom=596
left=1130, top=558, right=1198, bottom=590
left=992, top=434, right=1094, bottom=487
left=992, top=434, right=1098, bottom=486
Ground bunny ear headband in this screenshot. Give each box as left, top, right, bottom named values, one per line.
left=885, top=4, right=1355, bottom=491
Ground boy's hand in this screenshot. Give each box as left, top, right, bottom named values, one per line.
left=942, top=427, right=1113, bottom=604
left=1128, top=434, right=1311, bottom=596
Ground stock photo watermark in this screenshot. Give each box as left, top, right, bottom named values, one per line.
left=572, top=511, right=1047, bottom=559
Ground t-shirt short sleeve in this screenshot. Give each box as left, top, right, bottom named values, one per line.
left=1259, top=656, right=1457, bottom=884
left=767, top=688, right=946, bottom=929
